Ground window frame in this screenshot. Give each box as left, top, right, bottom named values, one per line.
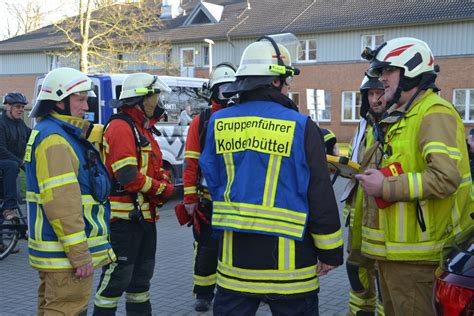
left=453, top=88, right=474, bottom=123
left=341, top=91, right=361, bottom=122
left=297, top=39, right=317, bottom=63
left=361, top=34, right=385, bottom=58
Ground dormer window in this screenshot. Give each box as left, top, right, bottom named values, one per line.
left=183, top=1, right=224, bottom=26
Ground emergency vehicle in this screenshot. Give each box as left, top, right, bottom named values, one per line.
left=34, top=74, right=209, bottom=186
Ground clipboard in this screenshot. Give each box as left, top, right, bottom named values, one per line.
left=326, top=155, right=361, bottom=184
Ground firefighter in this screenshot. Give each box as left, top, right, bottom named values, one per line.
left=93, top=73, right=175, bottom=316
left=25, top=67, right=114, bottom=315
left=199, top=34, right=343, bottom=315
left=183, top=62, right=237, bottom=312
left=343, top=75, right=386, bottom=316
left=357, top=37, right=473, bottom=315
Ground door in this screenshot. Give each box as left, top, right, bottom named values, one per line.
left=180, top=48, right=195, bottom=77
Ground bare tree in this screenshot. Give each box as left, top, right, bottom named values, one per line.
left=53, top=0, right=174, bottom=74
left=4, top=0, right=48, bottom=39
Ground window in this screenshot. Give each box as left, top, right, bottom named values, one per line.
left=306, top=89, right=331, bottom=122
left=48, top=55, right=59, bottom=70
left=453, top=89, right=474, bottom=122
left=288, top=92, right=300, bottom=107
left=297, top=39, right=317, bottom=62
left=342, top=91, right=361, bottom=121
left=361, top=34, right=384, bottom=52
left=203, top=46, right=209, bottom=66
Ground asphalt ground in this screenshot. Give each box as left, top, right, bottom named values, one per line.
left=0, top=177, right=350, bottom=316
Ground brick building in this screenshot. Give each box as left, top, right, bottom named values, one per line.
left=0, top=0, right=473, bottom=141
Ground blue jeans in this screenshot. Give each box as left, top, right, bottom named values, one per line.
left=213, top=287, right=319, bottom=316
left=0, top=159, right=20, bottom=211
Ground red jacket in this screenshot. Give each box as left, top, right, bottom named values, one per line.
left=183, top=101, right=223, bottom=204
left=103, top=106, right=174, bottom=222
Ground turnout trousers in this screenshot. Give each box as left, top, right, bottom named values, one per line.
left=93, top=220, right=156, bottom=316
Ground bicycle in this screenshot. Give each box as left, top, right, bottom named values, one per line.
left=0, top=206, right=28, bottom=260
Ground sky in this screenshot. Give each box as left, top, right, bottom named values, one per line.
left=0, top=0, right=78, bottom=40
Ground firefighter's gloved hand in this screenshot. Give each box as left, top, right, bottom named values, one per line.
left=157, top=180, right=174, bottom=199
left=191, top=205, right=211, bottom=238
left=184, top=202, right=197, bottom=216
left=159, top=168, right=171, bottom=181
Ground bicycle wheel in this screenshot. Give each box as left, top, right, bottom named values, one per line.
left=0, top=217, right=20, bottom=260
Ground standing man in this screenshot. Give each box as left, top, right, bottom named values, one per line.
left=0, top=92, right=30, bottom=221
left=343, top=75, right=386, bottom=316
left=357, top=37, right=473, bottom=315
left=183, top=62, right=236, bottom=312
left=25, top=67, right=114, bottom=315
left=94, top=73, right=175, bottom=316
left=179, top=104, right=193, bottom=126
left=200, top=34, right=343, bottom=315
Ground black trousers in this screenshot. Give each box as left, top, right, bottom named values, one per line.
left=93, top=220, right=156, bottom=316
left=213, top=287, right=319, bottom=316
left=193, top=228, right=219, bottom=300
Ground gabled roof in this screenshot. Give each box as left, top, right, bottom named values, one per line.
left=0, top=0, right=472, bottom=53
left=183, top=1, right=224, bottom=25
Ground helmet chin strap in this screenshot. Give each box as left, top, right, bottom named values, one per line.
left=54, top=97, right=71, bottom=116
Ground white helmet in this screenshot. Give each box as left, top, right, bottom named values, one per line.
left=119, top=73, right=171, bottom=100
left=236, top=40, right=294, bottom=77
left=223, top=34, right=300, bottom=97
left=30, top=67, right=95, bottom=117
left=208, top=62, right=236, bottom=90
left=366, top=37, right=436, bottom=79
left=112, top=73, right=171, bottom=108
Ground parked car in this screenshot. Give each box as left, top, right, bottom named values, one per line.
left=433, top=224, right=474, bottom=316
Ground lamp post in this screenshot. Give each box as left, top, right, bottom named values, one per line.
left=203, top=38, right=214, bottom=75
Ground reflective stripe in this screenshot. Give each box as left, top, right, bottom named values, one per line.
left=95, top=262, right=120, bottom=308
left=111, top=157, right=137, bottom=172
left=361, top=226, right=385, bottom=241
left=95, top=295, right=120, bottom=308
left=125, top=291, right=150, bottom=303
left=422, top=142, right=461, bottom=160
left=278, top=237, right=295, bottom=271
left=110, top=201, right=134, bottom=211
left=213, top=214, right=304, bottom=239
left=60, top=231, right=87, bottom=247
left=223, top=153, right=235, bottom=202
left=217, top=272, right=319, bottom=294
left=39, top=172, right=78, bottom=192
left=349, top=291, right=376, bottom=307
left=323, top=131, right=336, bottom=142
left=218, top=261, right=317, bottom=280
left=262, top=155, right=281, bottom=207
left=194, top=273, right=217, bottom=286
left=184, top=186, right=197, bottom=195
left=408, top=173, right=423, bottom=200
left=141, top=176, right=152, bottom=193
left=34, top=203, right=44, bottom=241
left=185, top=150, right=201, bottom=159
left=222, top=230, right=233, bottom=266
left=361, top=241, right=386, bottom=257
left=29, top=236, right=109, bottom=252
left=459, top=173, right=472, bottom=188
left=141, top=151, right=149, bottom=175
left=155, top=183, right=166, bottom=195
left=27, top=192, right=99, bottom=205
left=311, top=229, right=343, bottom=250
left=386, top=241, right=445, bottom=252
left=214, top=202, right=306, bottom=225
left=396, top=202, right=407, bottom=242
left=29, top=250, right=110, bottom=269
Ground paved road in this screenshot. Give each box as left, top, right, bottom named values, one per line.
left=0, top=177, right=350, bottom=316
